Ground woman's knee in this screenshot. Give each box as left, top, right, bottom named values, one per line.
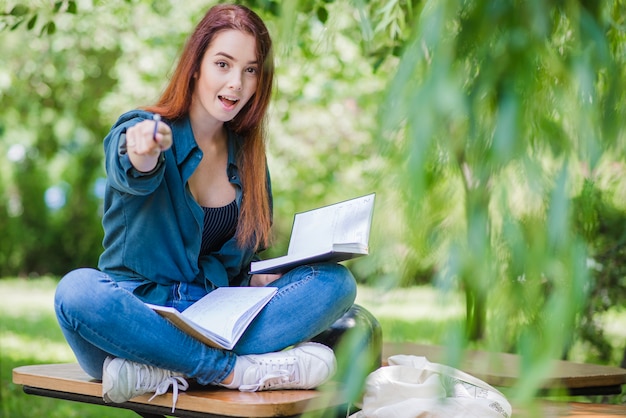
left=55, top=268, right=106, bottom=314
left=338, top=265, right=357, bottom=304
left=317, top=263, right=357, bottom=309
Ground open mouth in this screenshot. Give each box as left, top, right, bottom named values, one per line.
left=219, top=95, right=239, bottom=107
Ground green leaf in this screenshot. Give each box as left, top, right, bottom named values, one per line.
left=316, top=6, right=328, bottom=23
left=267, top=1, right=280, bottom=17
left=10, top=5, right=29, bottom=16
left=10, top=18, right=24, bottom=30
left=54, top=1, right=63, bottom=13
left=67, top=1, right=78, bottom=14
left=27, top=14, right=37, bottom=30
left=40, top=21, right=56, bottom=36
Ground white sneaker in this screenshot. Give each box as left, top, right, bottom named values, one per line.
left=102, top=357, right=189, bottom=412
left=238, top=342, right=336, bottom=392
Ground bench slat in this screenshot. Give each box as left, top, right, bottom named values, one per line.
left=13, top=363, right=342, bottom=417
left=514, top=401, right=626, bottom=417
left=383, top=343, right=626, bottom=392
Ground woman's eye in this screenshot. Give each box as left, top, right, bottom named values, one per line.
left=216, top=61, right=227, bottom=68
left=246, top=67, right=258, bottom=75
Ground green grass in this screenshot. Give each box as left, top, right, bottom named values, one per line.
left=355, top=285, right=465, bottom=345
left=0, top=277, right=137, bottom=418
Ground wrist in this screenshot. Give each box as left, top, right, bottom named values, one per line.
left=129, top=151, right=164, bottom=174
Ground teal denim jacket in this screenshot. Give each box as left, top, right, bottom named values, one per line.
left=98, top=110, right=269, bottom=305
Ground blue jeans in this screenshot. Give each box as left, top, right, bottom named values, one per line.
left=54, top=263, right=357, bottom=386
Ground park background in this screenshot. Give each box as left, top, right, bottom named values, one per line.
left=2, top=0, right=626, bottom=416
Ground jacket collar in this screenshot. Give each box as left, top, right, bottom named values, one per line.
left=170, top=116, right=243, bottom=168
left=170, top=116, right=198, bottom=166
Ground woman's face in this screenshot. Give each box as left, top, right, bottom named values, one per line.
left=192, top=29, right=259, bottom=124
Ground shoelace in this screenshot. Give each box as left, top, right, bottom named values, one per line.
left=239, top=357, right=300, bottom=392
left=136, top=365, right=189, bottom=412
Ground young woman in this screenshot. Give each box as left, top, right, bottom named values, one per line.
left=54, top=4, right=357, bottom=409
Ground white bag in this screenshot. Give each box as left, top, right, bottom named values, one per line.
left=350, top=355, right=512, bottom=418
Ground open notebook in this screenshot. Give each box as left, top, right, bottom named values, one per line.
left=250, top=193, right=375, bottom=274
left=147, top=286, right=277, bottom=350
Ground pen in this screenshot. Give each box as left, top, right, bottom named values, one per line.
left=152, top=114, right=161, bottom=142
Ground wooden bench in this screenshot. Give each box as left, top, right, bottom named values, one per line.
left=383, top=342, right=626, bottom=396
left=513, top=401, right=626, bottom=417
left=13, top=323, right=626, bottom=418
left=14, top=362, right=626, bottom=418
left=12, top=363, right=347, bottom=417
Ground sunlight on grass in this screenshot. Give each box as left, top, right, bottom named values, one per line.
left=0, top=276, right=57, bottom=316
left=0, top=277, right=76, bottom=363
left=356, top=285, right=464, bottom=320
left=355, top=285, right=465, bottom=345
left=3, top=332, right=75, bottom=363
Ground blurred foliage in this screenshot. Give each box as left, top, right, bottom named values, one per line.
left=2, top=0, right=626, bottom=403
left=368, top=0, right=626, bottom=399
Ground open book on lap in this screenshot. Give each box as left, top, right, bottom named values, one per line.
left=250, top=193, right=376, bottom=275
left=147, top=286, right=277, bottom=350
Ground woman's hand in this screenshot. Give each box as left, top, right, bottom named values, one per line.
left=250, top=273, right=282, bottom=287
left=126, top=118, right=173, bottom=172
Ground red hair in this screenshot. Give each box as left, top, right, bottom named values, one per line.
left=144, top=4, right=273, bottom=250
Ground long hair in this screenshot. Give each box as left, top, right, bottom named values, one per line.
left=145, top=4, right=273, bottom=250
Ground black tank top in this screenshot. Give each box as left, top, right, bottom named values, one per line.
left=200, top=200, right=238, bottom=255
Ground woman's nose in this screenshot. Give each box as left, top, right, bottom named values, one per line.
left=229, top=73, right=243, bottom=91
